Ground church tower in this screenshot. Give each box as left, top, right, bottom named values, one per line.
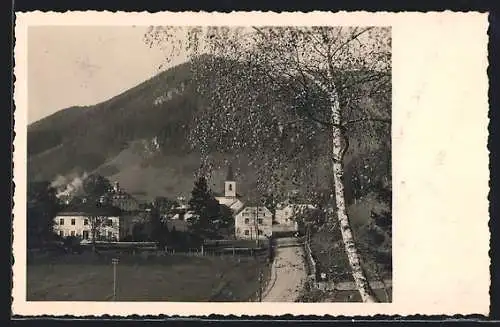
left=224, top=164, right=236, bottom=197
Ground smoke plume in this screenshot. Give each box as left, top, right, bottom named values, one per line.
left=52, top=172, right=89, bottom=199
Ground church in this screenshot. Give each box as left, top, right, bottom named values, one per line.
left=214, top=165, right=273, bottom=240
left=214, top=164, right=245, bottom=214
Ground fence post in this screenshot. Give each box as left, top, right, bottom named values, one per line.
left=201, top=244, right=204, bottom=256
left=232, top=247, right=235, bottom=257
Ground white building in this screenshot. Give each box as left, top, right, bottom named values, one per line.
left=274, top=203, right=316, bottom=232
left=234, top=205, right=273, bottom=240
left=53, top=203, right=125, bottom=241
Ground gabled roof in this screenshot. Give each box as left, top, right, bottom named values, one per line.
left=57, top=202, right=122, bottom=217
left=214, top=191, right=243, bottom=198
left=216, top=197, right=243, bottom=206
left=234, top=204, right=272, bottom=217
left=241, top=200, right=268, bottom=207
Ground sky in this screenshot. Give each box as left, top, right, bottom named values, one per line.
left=27, top=26, right=187, bottom=124
left=27, top=26, right=390, bottom=124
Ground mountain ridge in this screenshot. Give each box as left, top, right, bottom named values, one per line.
left=28, top=58, right=390, bottom=203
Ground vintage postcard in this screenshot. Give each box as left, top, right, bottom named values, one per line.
left=13, top=11, right=490, bottom=317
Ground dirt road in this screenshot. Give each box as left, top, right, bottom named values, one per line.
left=262, top=237, right=307, bottom=302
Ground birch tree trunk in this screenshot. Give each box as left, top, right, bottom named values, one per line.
left=330, top=89, right=379, bottom=303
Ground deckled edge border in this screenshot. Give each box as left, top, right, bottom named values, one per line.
left=10, top=9, right=495, bottom=321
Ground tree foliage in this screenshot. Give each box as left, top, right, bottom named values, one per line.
left=217, top=204, right=234, bottom=229
left=150, top=202, right=169, bottom=249
left=145, top=26, right=390, bottom=201
left=145, top=26, right=391, bottom=302
left=153, top=196, right=178, bottom=214
left=187, top=176, right=222, bottom=238
left=27, top=181, right=60, bottom=247
left=83, top=174, right=112, bottom=199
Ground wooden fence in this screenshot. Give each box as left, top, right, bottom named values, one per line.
left=164, top=246, right=268, bottom=258
left=44, top=240, right=270, bottom=259
left=303, top=234, right=317, bottom=286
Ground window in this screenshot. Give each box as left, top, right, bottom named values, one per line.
left=59, top=218, right=64, bottom=225
left=83, top=230, right=89, bottom=240
left=71, top=219, right=76, bottom=225
left=70, top=231, right=75, bottom=237
left=107, top=231, right=113, bottom=239
left=106, top=219, right=113, bottom=227
left=258, top=229, right=263, bottom=235
left=257, top=218, right=263, bottom=224
left=258, top=207, right=264, bottom=212
left=84, top=219, right=89, bottom=225
left=244, top=230, right=249, bottom=235
left=244, top=218, right=249, bottom=224
left=59, top=230, right=64, bottom=237
left=228, top=184, right=233, bottom=191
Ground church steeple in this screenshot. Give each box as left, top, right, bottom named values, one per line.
left=224, top=163, right=236, bottom=197
left=226, top=163, right=235, bottom=181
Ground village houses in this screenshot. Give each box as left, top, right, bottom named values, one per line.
left=274, top=203, right=316, bottom=233
left=52, top=164, right=315, bottom=242
left=53, top=182, right=138, bottom=241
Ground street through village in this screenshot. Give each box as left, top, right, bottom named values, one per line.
left=262, top=237, right=307, bottom=302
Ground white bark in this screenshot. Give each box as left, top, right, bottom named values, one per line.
left=330, top=89, right=379, bottom=303
left=307, top=75, right=378, bottom=303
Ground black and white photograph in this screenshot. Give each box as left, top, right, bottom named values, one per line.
left=13, top=11, right=490, bottom=317
left=25, top=24, right=392, bottom=303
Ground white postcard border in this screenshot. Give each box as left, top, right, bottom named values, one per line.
left=13, top=11, right=490, bottom=316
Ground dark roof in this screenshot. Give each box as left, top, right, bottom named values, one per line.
left=242, top=202, right=269, bottom=208
left=57, top=202, right=122, bottom=216
left=226, top=163, right=235, bottom=181
left=233, top=204, right=271, bottom=216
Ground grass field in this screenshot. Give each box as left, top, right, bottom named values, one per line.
left=27, top=251, right=270, bottom=301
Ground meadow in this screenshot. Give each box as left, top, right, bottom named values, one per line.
left=27, top=250, right=270, bottom=302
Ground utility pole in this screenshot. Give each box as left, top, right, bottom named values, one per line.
left=258, top=269, right=263, bottom=302
left=112, top=258, right=119, bottom=301
left=255, top=205, right=259, bottom=248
